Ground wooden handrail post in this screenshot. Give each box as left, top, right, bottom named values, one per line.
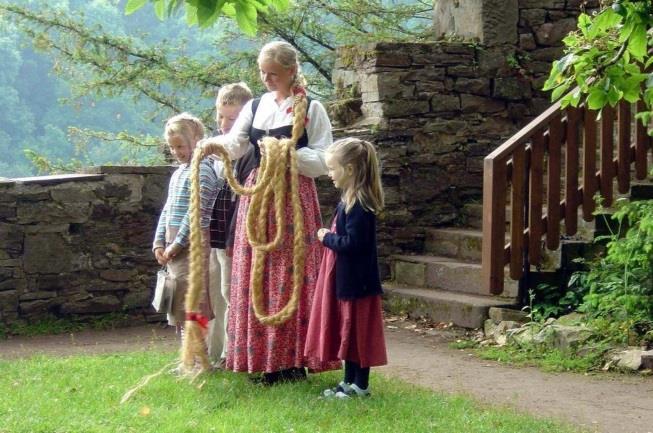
left=510, top=148, right=526, bottom=280
left=528, top=130, right=545, bottom=266
left=482, top=156, right=507, bottom=295
left=635, top=100, right=649, bottom=180
left=546, top=113, right=562, bottom=250
left=600, top=105, right=615, bottom=206
left=565, top=107, right=580, bottom=234
left=582, top=108, right=598, bottom=220
left=617, top=101, right=631, bottom=194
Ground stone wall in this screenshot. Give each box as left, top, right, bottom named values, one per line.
left=0, top=167, right=173, bottom=328
left=330, top=1, right=599, bottom=276
left=432, top=0, right=600, bottom=102
left=518, top=0, right=599, bottom=96
left=332, top=41, right=539, bottom=275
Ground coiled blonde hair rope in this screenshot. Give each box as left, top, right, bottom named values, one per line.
left=188, top=90, right=308, bottom=328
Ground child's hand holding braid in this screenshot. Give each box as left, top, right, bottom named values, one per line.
left=317, top=228, right=330, bottom=242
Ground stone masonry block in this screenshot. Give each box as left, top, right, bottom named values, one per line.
left=453, top=78, right=491, bottom=96
left=23, top=233, right=73, bottom=274
left=519, top=8, right=547, bottom=28
left=519, top=33, right=537, bottom=50
left=431, top=94, right=461, bottom=113
left=488, top=306, right=529, bottom=323
left=534, top=19, right=577, bottom=46
left=394, top=260, right=426, bottom=287
left=434, top=0, right=518, bottom=46
left=461, top=94, right=506, bottom=113
left=493, top=77, right=532, bottom=100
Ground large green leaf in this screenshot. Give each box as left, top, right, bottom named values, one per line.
left=125, top=0, right=148, bottom=15
left=196, top=0, right=224, bottom=27
left=184, top=0, right=199, bottom=26
left=587, top=88, right=607, bottom=110
left=592, top=8, right=622, bottom=33
left=627, top=24, right=647, bottom=60
left=234, top=1, right=257, bottom=36
left=577, top=13, right=592, bottom=37
left=153, top=0, right=167, bottom=19
left=551, top=82, right=570, bottom=102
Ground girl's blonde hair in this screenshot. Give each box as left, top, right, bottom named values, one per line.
left=164, top=112, right=205, bottom=147
left=258, top=41, right=307, bottom=90
left=216, top=82, right=253, bottom=108
left=327, top=138, right=384, bottom=214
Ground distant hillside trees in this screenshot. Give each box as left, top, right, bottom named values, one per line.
left=0, top=0, right=430, bottom=175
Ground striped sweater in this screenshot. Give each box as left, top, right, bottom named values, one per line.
left=153, top=159, right=222, bottom=250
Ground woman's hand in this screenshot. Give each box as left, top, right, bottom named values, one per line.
left=197, top=138, right=220, bottom=159
left=317, top=228, right=330, bottom=242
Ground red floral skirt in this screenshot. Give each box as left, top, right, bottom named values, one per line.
left=226, top=170, right=340, bottom=373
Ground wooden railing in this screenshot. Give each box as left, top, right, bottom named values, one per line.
left=481, top=99, right=652, bottom=295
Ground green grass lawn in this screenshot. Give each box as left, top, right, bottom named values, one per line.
left=0, top=351, right=584, bottom=433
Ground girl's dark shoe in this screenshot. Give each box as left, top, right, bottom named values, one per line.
left=249, top=371, right=281, bottom=386
left=280, top=367, right=307, bottom=382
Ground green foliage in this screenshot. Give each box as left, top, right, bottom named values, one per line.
left=1, top=312, right=131, bottom=338
left=477, top=344, right=605, bottom=373
left=0, top=1, right=430, bottom=176
left=0, top=352, right=582, bottom=433
left=449, top=339, right=479, bottom=350
left=543, top=0, right=653, bottom=122
left=574, top=198, right=653, bottom=344
left=125, top=0, right=290, bottom=35
left=525, top=281, right=587, bottom=323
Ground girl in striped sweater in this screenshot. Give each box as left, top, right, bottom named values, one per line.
left=153, top=113, right=221, bottom=339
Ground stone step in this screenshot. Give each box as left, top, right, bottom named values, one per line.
left=392, top=254, right=519, bottom=298
left=462, top=203, right=511, bottom=231
left=383, top=283, right=516, bottom=329
left=461, top=203, right=483, bottom=229
left=424, top=227, right=483, bottom=262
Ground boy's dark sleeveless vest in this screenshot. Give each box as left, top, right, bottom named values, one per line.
left=249, top=97, right=311, bottom=165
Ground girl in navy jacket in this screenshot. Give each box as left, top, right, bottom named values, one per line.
left=305, top=137, right=387, bottom=398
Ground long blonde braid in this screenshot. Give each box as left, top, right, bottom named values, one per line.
left=193, top=90, right=309, bottom=326
left=180, top=147, right=212, bottom=372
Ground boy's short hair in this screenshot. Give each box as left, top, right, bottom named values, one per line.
left=216, top=82, right=253, bottom=108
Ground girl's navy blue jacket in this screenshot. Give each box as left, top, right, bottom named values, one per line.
left=322, top=200, right=383, bottom=300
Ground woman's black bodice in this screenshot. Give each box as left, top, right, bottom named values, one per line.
left=248, top=97, right=310, bottom=165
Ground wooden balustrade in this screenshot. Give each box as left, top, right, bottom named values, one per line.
left=482, top=99, right=652, bottom=295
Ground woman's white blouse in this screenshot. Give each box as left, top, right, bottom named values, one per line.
left=215, top=92, right=332, bottom=178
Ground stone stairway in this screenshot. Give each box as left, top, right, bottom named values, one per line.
left=383, top=206, right=519, bottom=329
left=384, top=180, right=653, bottom=329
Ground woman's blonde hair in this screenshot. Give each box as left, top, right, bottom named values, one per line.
left=258, top=41, right=307, bottom=89
left=327, top=138, right=384, bottom=214
left=164, top=112, right=205, bottom=147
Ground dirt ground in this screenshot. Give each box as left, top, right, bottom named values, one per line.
left=1, top=321, right=651, bottom=433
